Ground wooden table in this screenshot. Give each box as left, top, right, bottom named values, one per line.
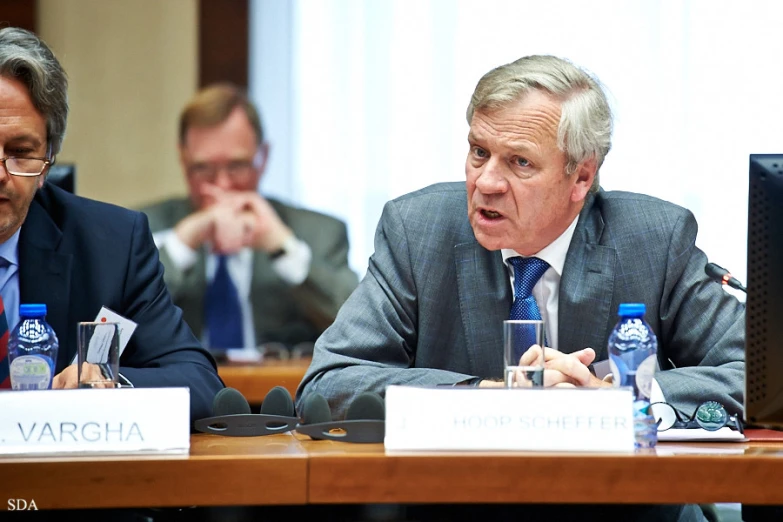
left=1, top=434, right=308, bottom=510
left=304, top=438, right=783, bottom=505
left=218, top=359, right=311, bottom=404
left=3, top=435, right=783, bottom=510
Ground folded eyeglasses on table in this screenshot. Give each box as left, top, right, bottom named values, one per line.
left=651, top=400, right=743, bottom=433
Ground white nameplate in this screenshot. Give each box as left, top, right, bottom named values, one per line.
left=0, top=388, right=190, bottom=456
left=384, top=385, right=635, bottom=453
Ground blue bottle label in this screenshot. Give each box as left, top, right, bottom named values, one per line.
left=9, top=355, right=53, bottom=390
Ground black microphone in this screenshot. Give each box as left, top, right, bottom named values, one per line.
left=705, top=262, right=747, bottom=293
left=296, top=392, right=385, bottom=443
left=194, top=386, right=299, bottom=436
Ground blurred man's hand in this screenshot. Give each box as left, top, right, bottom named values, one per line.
left=201, top=185, right=294, bottom=254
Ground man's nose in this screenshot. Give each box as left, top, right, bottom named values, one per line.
left=0, top=159, right=12, bottom=182
left=211, top=168, right=234, bottom=189
left=475, top=158, right=507, bottom=193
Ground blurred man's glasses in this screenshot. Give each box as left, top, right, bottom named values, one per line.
left=186, top=160, right=255, bottom=183
left=651, top=400, right=743, bottom=433
left=257, top=342, right=314, bottom=361
left=0, top=156, right=51, bottom=177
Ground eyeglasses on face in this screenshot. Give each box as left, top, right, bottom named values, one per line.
left=0, top=156, right=51, bottom=177
left=186, top=160, right=256, bottom=183
left=651, top=400, right=743, bottom=433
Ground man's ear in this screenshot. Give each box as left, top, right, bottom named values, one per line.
left=570, top=158, right=597, bottom=203
left=178, top=145, right=188, bottom=170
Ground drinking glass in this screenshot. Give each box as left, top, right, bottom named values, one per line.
left=503, top=319, right=546, bottom=388
left=77, top=321, right=120, bottom=388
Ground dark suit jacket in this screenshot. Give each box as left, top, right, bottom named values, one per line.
left=141, top=196, right=359, bottom=346
left=19, top=183, right=224, bottom=421
left=297, top=182, right=745, bottom=420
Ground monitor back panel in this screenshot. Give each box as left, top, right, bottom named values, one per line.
left=746, top=154, right=783, bottom=427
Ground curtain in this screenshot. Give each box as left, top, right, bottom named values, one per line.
left=251, top=0, right=783, bottom=294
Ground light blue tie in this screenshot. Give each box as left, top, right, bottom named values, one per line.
left=508, top=256, right=550, bottom=360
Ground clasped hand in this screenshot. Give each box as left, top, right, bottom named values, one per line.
left=523, top=345, right=609, bottom=388
left=52, top=363, right=114, bottom=389
left=175, top=186, right=293, bottom=255
left=481, top=346, right=609, bottom=388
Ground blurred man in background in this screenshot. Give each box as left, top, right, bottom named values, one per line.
left=141, top=84, right=358, bottom=357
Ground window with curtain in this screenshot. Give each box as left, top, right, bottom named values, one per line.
left=250, top=0, right=782, bottom=296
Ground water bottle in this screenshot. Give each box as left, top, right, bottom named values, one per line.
left=608, top=303, right=658, bottom=448
left=7, top=304, right=60, bottom=391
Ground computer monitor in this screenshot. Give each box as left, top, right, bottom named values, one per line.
left=46, top=163, right=76, bottom=193
left=745, top=154, right=783, bottom=428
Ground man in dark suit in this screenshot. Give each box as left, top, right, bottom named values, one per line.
left=0, top=27, right=223, bottom=422
left=140, top=84, right=359, bottom=354
left=298, top=55, right=743, bottom=521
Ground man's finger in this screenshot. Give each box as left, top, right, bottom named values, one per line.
left=519, top=345, right=543, bottom=366
left=545, top=355, right=593, bottom=386
left=542, top=369, right=577, bottom=387
left=576, top=347, right=596, bottom=366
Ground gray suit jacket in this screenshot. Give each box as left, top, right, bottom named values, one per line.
left=140, top=197, right=359, bottom=346
left=297, top=182, right=744, bottom=419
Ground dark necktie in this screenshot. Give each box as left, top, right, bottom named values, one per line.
left=0, top=293, right=10, bottom=388
left=508, top=256, right=550, bottom=359
left=508, top=256, right=550, bottom=320
left=204, top=255, right=244, bottom=350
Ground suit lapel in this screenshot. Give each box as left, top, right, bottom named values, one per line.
left=249, top=250, right=275, bottom=343
left=183, top=248, right=208, bottom=335
left=558, top=196, right=616, bottom=360
left=18, top=199, right=73, bottom=371
left=454, top=241, right=510, bottom=377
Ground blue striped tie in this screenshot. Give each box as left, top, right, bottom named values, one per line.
left=508, top=256, right=549, bottom=360
left=0, top=294, right=10, bottom=388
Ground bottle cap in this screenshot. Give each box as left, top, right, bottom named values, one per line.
left=19, top=303, right=47, bottom=317
left=618, top=303, right=645, bottom=317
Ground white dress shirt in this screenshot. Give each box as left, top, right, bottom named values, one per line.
left=500, top=215, right=665, bottom=401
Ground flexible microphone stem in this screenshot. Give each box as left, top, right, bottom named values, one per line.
left=705, top=262, right=747, bottom=293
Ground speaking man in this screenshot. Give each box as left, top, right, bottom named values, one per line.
left=298, top=54, right=744, bottom=522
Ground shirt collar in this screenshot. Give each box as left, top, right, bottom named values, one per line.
left=0, top=228, right=21, bottom=267
left=500, top=215, right=580, bottom=277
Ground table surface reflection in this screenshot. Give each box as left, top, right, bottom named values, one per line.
left=218, top=359, right=311, bottom=404
left=2, top=434, right=783, bottom=509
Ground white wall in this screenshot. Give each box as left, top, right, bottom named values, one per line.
left=250, top=0, right=783, bottom=294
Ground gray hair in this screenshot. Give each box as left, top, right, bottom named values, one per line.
left=467, top=55, right=612, bottom=192
left=0, top=27, right=68, bottom=157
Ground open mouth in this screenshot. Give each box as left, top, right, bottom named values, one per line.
left=480, top=208, right=503, bottom=220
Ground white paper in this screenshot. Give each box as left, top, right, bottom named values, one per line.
left=0, top=388, right=190, bottom=456
left=657, top=427, right=746, bottom=442
left=71, top=306, right=138, bottom=365
left=85, top=323, right=116, bottom=364
left=384, top=385, right=635, bottom=453
left=655, top=444, right=746, bottom=455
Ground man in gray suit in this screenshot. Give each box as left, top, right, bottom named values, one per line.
left=298, top=53, right=742, bottom=522
left=298, top=54, right=743, bottom=416
left=141, top=84, right=359, bottom=353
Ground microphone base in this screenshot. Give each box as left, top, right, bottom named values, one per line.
left=296, top=420, right=385, bottom=443
left=194, top=414, right=298, bottom=437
